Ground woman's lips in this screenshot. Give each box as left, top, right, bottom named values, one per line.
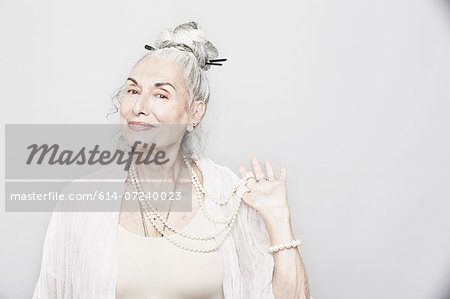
left=128, top=121, right=155, bottom=132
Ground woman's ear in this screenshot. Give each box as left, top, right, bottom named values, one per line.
left=191, top=100, right=206, bottom=124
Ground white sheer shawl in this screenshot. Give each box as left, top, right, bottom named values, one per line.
left=32, top=156, right=276, bottom=298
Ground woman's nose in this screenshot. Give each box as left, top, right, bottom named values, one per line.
left=132, top=94, right=150, bottom=116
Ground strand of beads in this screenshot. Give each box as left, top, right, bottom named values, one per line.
left=141, top=199, right=233, bottom=253
left=268, top=240, right=303, bottom=253
left=139, top=197, right=233, bottom=253
left=184, top=157, right=254, bottom=224
left=183, top=157, right=255, bottom=207
left=195, top=182, right=244, bottom=225
left=183, top=158, right=234, bottom=205
left=184, top=158, right=254, bottom=226
left=128, top=158, right=254, bottom=253
left=129, top=162, right=227, bottom=241
left=140, top=198, right=230, bottom=241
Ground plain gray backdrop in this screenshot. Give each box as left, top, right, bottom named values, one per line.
left=1, top=0, right=450, bottom=298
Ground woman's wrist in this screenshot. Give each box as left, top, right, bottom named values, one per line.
left=260, top=206, right=295, bottom=243
left=260, top=204, right=291, bottom=225
left=266, top=218, right=295, bottom=245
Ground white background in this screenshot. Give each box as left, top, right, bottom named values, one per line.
left=1, top=0, right=450, bottom=298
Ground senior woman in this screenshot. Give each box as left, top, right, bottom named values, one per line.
left=32, top=21, right=311, bottom=299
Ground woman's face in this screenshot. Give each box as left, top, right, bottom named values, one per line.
left=120, top=55, right=191, bottom=126
left=120, top=55, right=197, bottom=150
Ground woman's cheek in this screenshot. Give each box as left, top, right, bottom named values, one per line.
left=158, top=105, right=186, bottom=124
left=119, top=98, right=132, bottom=116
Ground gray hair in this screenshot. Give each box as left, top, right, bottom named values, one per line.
left=108, top=21, right=219, bottom=161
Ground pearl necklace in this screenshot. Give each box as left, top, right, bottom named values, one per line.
left=129, top=164, right=227, bottom=240
left=128, top=158, right=254, bottom=253
left=187, top=162, right=235, bottom=206
left=182, top=158, right=253, bottom=225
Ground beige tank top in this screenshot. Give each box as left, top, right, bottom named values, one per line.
left=115, top=210, right=225, bottom=299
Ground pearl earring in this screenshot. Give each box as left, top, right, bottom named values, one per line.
left=186, top=124, right=195, bottom=132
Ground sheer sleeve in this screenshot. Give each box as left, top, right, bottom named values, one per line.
left=199, top=158, right=275, bottom=298
left=32, top=209, right=60, bottom=299
left=32, top=164, right=123, bottom=299
left=222, top=165, right=275, bottom=298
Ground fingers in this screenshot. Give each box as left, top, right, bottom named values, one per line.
left=239, top=157, right=286, bottom=183
left=237, top=164, right=248, bottom=178
left=251, top=157, right=265, bottom=181
left=265, top=161, right=275, bottom=181
left=237, top=163, right=256, bottom=185
left=279, top=165, right=287, bottom=182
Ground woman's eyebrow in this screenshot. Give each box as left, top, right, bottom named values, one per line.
left=154, top=82, right=176, bottom=91
left=126, top=77, right=139, bottom=86
left=126, top=77, right=176, bottom=91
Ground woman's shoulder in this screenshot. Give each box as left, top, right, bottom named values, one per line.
left=195, top=156, right=240, bottom=185
left=195, top=156, right=234, bottom=173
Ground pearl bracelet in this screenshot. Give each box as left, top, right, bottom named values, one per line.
left=268, top=239, right=303, bottom=253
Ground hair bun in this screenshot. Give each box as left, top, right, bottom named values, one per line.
left=155, top=21, right=219, bottom=70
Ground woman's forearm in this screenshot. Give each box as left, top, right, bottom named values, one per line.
left=263, top=209, right=310, bottom=299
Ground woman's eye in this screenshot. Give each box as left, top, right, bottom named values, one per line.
left=156, top=94, right=168, bottom=99
left=127, top=89, right=139, bottom=95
